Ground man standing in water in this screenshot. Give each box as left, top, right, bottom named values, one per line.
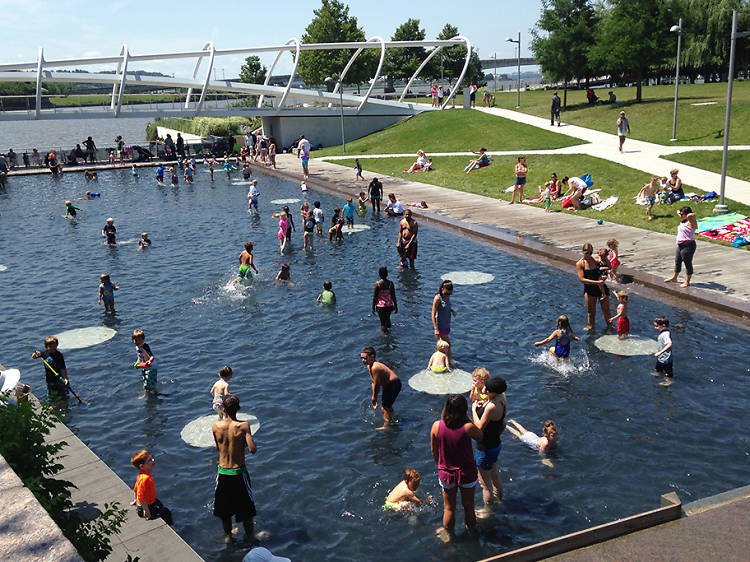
left=361, top=346, right=401, bottom=428
left=213, top=394, right=258, bottom=544
left=397, top=209, right=418, bottom=268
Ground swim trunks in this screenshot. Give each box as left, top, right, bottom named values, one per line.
left=616, top=316, right=630, bottom=336
left=238, top=265, right=252, bottom=279
left=474, top=442, right=502, bottom=470
left=214, top=465, right=256, bottom=521
left=141, top=368, right=157, bottom=390
left=430, top=365, right=448, bottom=373
left=381, top=378, right=401, bottom=409
left=382, top=501, right=404, bottom=511
left=515, top=176, right=527, bottom=186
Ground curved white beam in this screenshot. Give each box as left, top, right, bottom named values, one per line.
left=114, top=45, right=129, bottom=117
left=185, top=42, right=215, bottom=110
left=110, top=44, right=127, bottom=110
left=259, top=37, right=298, bottom=108
left=34, top=47, right=44, bottom=119
left=356, top=36, right=386, bottom=113
left=399, top=46, right=444, bottom=103
left=275, top=38, right=300, bottom=113
left=197, top=43, right=216, bottom=111
left=442, top=35, right=471, bottom=109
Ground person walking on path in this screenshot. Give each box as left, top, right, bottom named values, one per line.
left=212, top=394, right=258, bottom=544
left=510, top=156, right=527, bottom=205
left=576, top=243, right=611, bottom=331
left=664, top=206, right=698, bottom=288
left=550, top=92, right=561, bottom=126
left=430, top=394, right=482, bottom=543
left=617, top=110, right=630, bottom=153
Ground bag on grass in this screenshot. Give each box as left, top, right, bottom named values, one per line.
left=579, top=173, right=594, bottom=187
left=731, top=234, right=750, bottom=248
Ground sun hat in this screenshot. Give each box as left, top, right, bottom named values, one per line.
left=484, top=377, right=507, bottom=395
left=242, top=547, right=291, bottom=562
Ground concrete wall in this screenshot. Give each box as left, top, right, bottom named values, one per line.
left=262, top=113, right=408, bottom=150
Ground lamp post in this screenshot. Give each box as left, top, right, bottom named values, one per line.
left=324, top=77, right=346, bottom=153
left=505, top=33, right=521, bottom=108
left=717, top=9, right=750, bottom=212
left=670, top=18, right=682, bottom=142
left=493, top=52, right=497, bottom=93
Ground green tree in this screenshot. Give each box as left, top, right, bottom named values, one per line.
left=384, top=18, right=426, bottom=87
left=531, top=0, right=599, bottom=108
left=239, top=55, right=267, bottom=84
left=589, top=0, right=675, bottom=102
left=297, top=0, right=377, bottom=87
left=428, top=24, right=484, bottom=86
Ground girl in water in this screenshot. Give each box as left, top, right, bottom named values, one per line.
left=533, top=315, right=580, bottom=361
left=274, top=212, right=289, bottom=253
left=432, top=280, right=457, bottom=364
left=372, top=266, right=398, bottom=333
left=427, top=340, right=451, bottom=373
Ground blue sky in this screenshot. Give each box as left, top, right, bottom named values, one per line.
left=2, top=1, right=542, bottom=77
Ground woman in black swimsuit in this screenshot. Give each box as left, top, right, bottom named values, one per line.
left=576, top=243, right=611, bottom=331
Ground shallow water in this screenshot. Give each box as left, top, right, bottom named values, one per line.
left=1, top=168, right=749, bottom=561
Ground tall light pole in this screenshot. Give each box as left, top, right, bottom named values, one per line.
left=717, top=9, right=750, bottom=212
left=505, top=33, right=521, bottom=108
left=670, top=18, right=682, bottom=142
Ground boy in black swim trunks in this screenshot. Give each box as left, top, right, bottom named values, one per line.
left=102, top=217, right=116, bottom=244
left=360, top=346, right=401, bottom=427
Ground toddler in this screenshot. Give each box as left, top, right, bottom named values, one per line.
left=130, top=450, right=173, bottom=525
left=317, top=280, right=336, bottom=305
left=138, top=232, right=152, bottom=249
left=357, top=192, right=369, bottom=216
left=383, top=468, right=422, bottom=511
left=64, top=200, right=81, bottom=218
left=507, top=419, right=559, bottom=452
left=610, top=291, right=630, bottom=339
left=606, top=238, right=620, bottom=281
left=98, top=273, right=119, bottom=313
left=312, top=201, right=324, bottom=236
left=210, top=366, right=232, bottom=419
left=653, top=316, right=673, bottom=386
left=276, top=263, right=291, bottom=282
left=132, top=329, right=158, bottom=394
left=427, top=340, right=451, bottom=373
left=534, top=315, right=580, bottom=361
left=470, top=367, right=490, bottom=408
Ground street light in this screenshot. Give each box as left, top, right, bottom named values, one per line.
left=493, top=52, right=497, bottom=93
left=325, top=76, right=346, bottom=154
left=670, top=19, right=682, bottom=141
left=505, top=33, right=521, bottom=108
left=717, top=9, right=750, bottom=212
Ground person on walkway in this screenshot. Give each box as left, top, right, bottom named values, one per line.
left=550, top=91, right=561, bottom=126
left=368, top=177, right=383, bottom=213
left=617, top=111, right=630, bottom=153
left=372, top=266, right=398, bottom=333
left=213, top=394, right=258, bottom=544
left=432, top=280, right=457, bottom=363
left=471, top=376, right=507, bottom=514
left=397, top=209, right=418, bottom=268
left=176, top=133, right=185, bottom=158
left=664, top=206, right=698, bottom=288
left=469, top=84, right=477, bottom=107
left=298, top=134, right=310, bottom=180
left=576, top=243, right=611, bottom=331
left=430, top=83, right=437, bottom=107
left=83, top=136, right=97, bottom=163
left=430, top=394, right=482, bottom=543
left=437, top=85, right=444, bottom=107
left=115, top=135, right=125, bottom=164
left=509, top=156, right=527, bottom=204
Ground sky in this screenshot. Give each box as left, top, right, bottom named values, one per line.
left=0, top=0, right=543, bottom=78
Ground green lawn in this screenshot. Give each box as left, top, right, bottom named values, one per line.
left=313, top=109, right=583, bottom=157
left=49, top=94, right=195, bottom=107
left=665, top=150, right=750, bottom=182
left=490, top=82, right=750, bottom=146
left=333, top=154, right=750, bottom=244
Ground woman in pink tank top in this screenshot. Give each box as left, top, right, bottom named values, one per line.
left=372, top=266, right=398, bottom=333
left=430, top=394, right=482, bottom=542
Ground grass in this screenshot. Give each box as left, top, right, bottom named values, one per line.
left=490, top=81, right=750, bottom=146
left=312, top=110, right=584, bottom=157
left=332, top=154, right=750, bottom=244
left=665, top=150, right=750, bottom=182
left=48, top=93, right=201, bottom=107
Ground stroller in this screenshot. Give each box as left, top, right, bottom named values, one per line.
left=130, top=145, right=154, bottom=162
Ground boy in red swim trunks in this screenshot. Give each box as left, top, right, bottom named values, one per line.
left=610, top=291, right=630, bottom=339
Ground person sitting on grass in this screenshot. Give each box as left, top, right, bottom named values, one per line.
left=465, top=148, right=491, bottom=173
left=404, top=150, right=428, bottom=173
left=560, top=176, right=586, bottom=211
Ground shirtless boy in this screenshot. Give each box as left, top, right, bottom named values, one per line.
left=234, top=241, right=258, bottom=284
left=397, top=210, right=418, bottom=268
left=212, top=394, right=258, bottom=544
left=360, top=346, right=401, bottom=426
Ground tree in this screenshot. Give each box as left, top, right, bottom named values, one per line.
left=589, top=0, right=675, bottom=102
left=531, top=0, right=599, bottom=108
left=384, top=18, right=426, bottom=87
left=239, top=55, right=267, bottom=84
left=297, top=0, right=377, bottom=87
left=427, top=24, right=484, bottom=86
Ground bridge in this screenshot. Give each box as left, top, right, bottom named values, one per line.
left=479, top=57, right=537, bottom=70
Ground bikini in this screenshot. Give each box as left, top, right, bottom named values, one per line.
left=554, top=329, right=571, bottom=359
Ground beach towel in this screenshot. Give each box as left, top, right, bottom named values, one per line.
left=698, top=218, right=750, bottom=242
left=592, top=196, right=619, bottom=211
left=696, top=213, right=747, bottom=233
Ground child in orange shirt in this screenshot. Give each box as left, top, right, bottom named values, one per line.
left=130, top=449, right=173, bottom=525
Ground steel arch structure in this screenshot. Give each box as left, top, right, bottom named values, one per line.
left=0, top=38, right=473, bottom=119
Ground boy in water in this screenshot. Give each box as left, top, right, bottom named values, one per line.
left=312, top=201, right=324, bottom=236
left=653, top=316, right=673, bottom=387
left=98, top=273, right=119, bottom=313
left=31, top=336, right=69, bottom=397
left=155, top=165, right=165, bottom=183
left=138, top=232, right=152, bottom=249
left=102, top=217, right=117, bottom=244
left=384, top=468, right=423, bottom=511
left=130, top=450, right=173, bottom=525
left=247, top=180, right=260, bottom=215
left=235, top=241, right=258, bottom=283
left=360, top=346, right=401, bottom=427
left=343, top=198, right=356, bottom=230
left=210, top=366, right=233, bottom=420
left=132, top=329, right=158, bottom=395
left=317, top=280, right=336, bottom=305
left=610, top=291, right=629, bottom=339
left=65, top=200, right=81, bottom=218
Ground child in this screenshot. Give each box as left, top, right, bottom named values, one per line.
left=313, top=201, right=324, bottom=236
left=276, top=263, right=291, bottom=282
left=31, top=336, right=70, bottom=397
left=130, top=450, right=173, bottom=525
left=84, top=170, right=98, bottom=181
left=210, top=366, right=232, bottom=420
left=470, top=367, right=490, bottom=408
left=223, top=159, right=234, bottom=179
left=610, top=291, right=630, bottom=339
left=248, top=180, right=260, bottom=215
left=64, top=200, right=81, bottom=218
left=329, top=208, right=342, bottom=241
left=303, top=211, right=315, bottom=251
left=208, top=158, right=215, bottom=181
left=276, top=212, right=289, bottom=253
left=510, top=155, right=527, bottom=204
left=383, top=468, right=422, bottom=511
left=355, top=158, right=363, bottom=181
left=169, top=166, right=179, bottom=186
left=138, top=232, right=152, bottom=249
left=131, top=165, right=138, bottom=177
left=343, top=198, right=356, bottom=229
left=606, top=239, right=620, bottom=281
left=235, top=241, right=258, bottom=283
left=427, top=339, right=451, bottom=373
left=507, top=419, right=559, bottom=452
left=637, top=177, right=659, bottom=221
left=184, top=163, right=194, bottom=183
left=132, top=329, right=158, bottom=395
left=241, top=163, right=252, bottom=180
left=533, top=315, right=580, bottom=361
left=357, top=192, right=369, bottom=216
left=317, top=280, right=336, bottom=305
left=652, top=316, right=673, bottom=386
left=300, top=181, right=308, bottom=193
left=101, top=217, right=116, bottom=244
left=109, top=150, right=115, bottom=164
left=98, top=273, right=119, bottom=313
left=155, top=165, right=165, bottom=183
